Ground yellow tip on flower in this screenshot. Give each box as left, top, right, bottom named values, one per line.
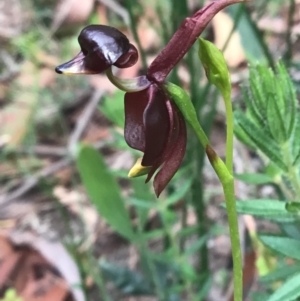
left=128, top=158, right=151, bottom=178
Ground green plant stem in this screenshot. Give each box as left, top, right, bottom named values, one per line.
left=223, top=91, right=234, bottom=174
left=191, top=118, right=242, bottom=301
left=223, top=178, right=242, bottom=301
left=206, top=146, right=242, bottom=301
left=189, top=104, right=241, bottom=301
left=220, top=90, right=241, bottom=300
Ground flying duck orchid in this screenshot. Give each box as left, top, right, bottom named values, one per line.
left=55, top=0, right=244, bottom=196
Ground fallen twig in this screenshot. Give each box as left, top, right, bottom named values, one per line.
left=68, top=89, right=104, bottom=155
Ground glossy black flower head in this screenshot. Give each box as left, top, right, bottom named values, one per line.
left=125, top=84, right=187, bottom=196
left=55, top=25, right=138, bottom=74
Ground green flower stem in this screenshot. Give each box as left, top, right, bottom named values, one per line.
left=223, top=90, right=234, bottom=174
left=165, top=82, right=242, bottom=300
left=164, top=82, right=210, bottom=148
left=206, top=146, right=242, bottom=301
left=222, top=84, right=242, bottom=301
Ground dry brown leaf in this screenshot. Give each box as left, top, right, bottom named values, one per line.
left=19, top=259, right=69, bottom=301
left=212, top=11, right=245, bottom=68
left=0, top=235, right=13, bottom=258
left=0, top=231, right=84, bottom=301
left=9, top=231, right=84, bottom=301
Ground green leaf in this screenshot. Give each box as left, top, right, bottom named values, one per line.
left=259, top=235, right=300, bottom=260
left=235, top=111, right=287, bottom=171
left=286, top=202, right=300, bottom=213
left=235, top=173, right=273, bottom=184
left=99, top=90, right=125, bottom=128
left=100, top=260, right=152, bottom=295
left=198, top=38, right=231, bottom=99
left=142, top=229, right=166, bottom=241
left=276, top=62, right=297, bottom=137
left=266, top=272, right=300, bottom=301
left=176, top=225, right=199, bottom=238
left=241, top=62, right=297, bottom=148
left=195, top=275, right=212, bottom=300
left=184, top=235, right=208, bottom=257
left=159, top=178, right=193, bottom=210
left=266, top=93, right=288, bottom=144
left=76, top=145, right=135, bottom=240
left=235, top=200, right=298, bottom=222
left=234, top=120, right=256, bottom=149
left=282, top=223, right=300, bottom=240
left=291, top=112, right=300, bottom=165
left=260, top=264, right=300, bottom=284
left=242, top=86, right=265, bottom=129
left=248, top=67, right=268, bottom=119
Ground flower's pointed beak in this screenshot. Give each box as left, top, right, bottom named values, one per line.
left=55, top=51, right=95, bottom=75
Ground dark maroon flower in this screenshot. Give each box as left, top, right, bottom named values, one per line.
left=55, top=0, right=242, bottom=196
left=125, top=84, right=186, bottom=196
left=55, top=24, right=186, bottom=196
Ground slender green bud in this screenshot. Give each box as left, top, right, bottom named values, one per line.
left=198, top=38, right=231, bottom=98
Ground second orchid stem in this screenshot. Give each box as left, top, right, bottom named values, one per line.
left=222, top=88, right=242, bottom=301
left=223, top=91, right=234, bottom=174
left=206, top=145, right=242, bottom=301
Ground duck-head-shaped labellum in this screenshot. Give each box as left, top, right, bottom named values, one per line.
left=55, top=25, right=138, bottom=74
